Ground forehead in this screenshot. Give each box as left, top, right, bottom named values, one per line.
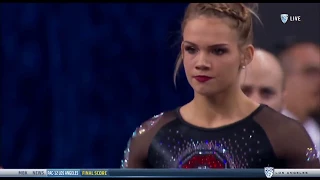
left=241, top=69, right=283, bottom=90
left=183, top=16, right=238, bottom=45
left=241, top=58, right=283, bottom=89
left=290, top=45, right=320, bottom=68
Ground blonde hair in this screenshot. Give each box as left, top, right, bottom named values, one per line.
left=173, top=3, right=261, bottom=86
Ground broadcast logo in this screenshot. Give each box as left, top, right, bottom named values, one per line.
left=280, top=14, right=288, bottom=24
left=280, top=13, right=301, bottom=24
left=264, top=167, right=274, bottom=178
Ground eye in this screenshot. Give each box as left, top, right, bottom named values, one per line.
left=260, top=88, right=275, bottom=99
left=241, top=86, right=252, bottom=97
left=212, top=48, right=227, bottom=55
left=185, top=46, right=197, bottom=54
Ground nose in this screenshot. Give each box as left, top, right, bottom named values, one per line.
left=250, top=92, right=263, bottom=104
left=195, top=53, right=211, bottom=70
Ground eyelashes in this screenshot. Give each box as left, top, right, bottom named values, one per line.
left=213, top=48, right=228, bottom=55
left=184, top=46, right=228, bottom=56
left=241, top=86, right=276, bottom=100
left=185, top=46, right=197, bottom=54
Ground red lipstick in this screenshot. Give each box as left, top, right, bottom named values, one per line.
left=194, top=76, right=212, bottom=82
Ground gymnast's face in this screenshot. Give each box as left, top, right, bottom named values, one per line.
left=182, top=16, right=249, bottom=96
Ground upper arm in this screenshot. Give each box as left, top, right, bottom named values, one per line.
left=283, top=123, right=320, bottom=168
left=121, top=134, right=147, bottom=168
left=120, top=113, right=166, bottom=168
left=120, top=112, right=176, bottom=168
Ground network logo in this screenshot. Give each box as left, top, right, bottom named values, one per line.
left=280, top=13, right=301, bottom=24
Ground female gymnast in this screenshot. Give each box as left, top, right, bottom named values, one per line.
left=121, top=3, right=320, bottom=168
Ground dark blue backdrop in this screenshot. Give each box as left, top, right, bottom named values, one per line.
left=1, top=3, right=193, bottom=168
left=1, top=3, right=319, bottom=169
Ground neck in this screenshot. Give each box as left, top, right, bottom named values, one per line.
left=285, top=103, right=310, bottom=123
left=190, top=86, right=258, bottom=124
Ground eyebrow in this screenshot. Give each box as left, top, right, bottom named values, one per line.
left=183, top=41, right=228, bottom=48
left=304, top=65, right=320, bottom=72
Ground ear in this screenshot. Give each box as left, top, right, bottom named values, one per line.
left=242, top=45, right=255, bottom=67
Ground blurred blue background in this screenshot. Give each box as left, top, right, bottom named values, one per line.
left=1, top=3, right=319, bottom=168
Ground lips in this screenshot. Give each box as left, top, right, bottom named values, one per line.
left=194, top=76, right=212, bottom=82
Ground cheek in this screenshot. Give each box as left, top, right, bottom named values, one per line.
left=268, top=96, right=279, bottom=102
left=183, top=56, right=196, bottom=74
left=216, top=57, right=240, bottom=76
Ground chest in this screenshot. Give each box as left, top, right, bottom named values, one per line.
left=148, top=128, right=277, bottom=168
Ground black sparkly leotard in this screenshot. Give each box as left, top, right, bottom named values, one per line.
left=121, top=105, right=320, bottom=168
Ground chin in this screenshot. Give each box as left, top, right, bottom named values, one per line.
left=193, top=86, right=223, bottom=96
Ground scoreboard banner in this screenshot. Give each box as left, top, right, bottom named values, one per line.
left=0, top=168, right=319, bottom=178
